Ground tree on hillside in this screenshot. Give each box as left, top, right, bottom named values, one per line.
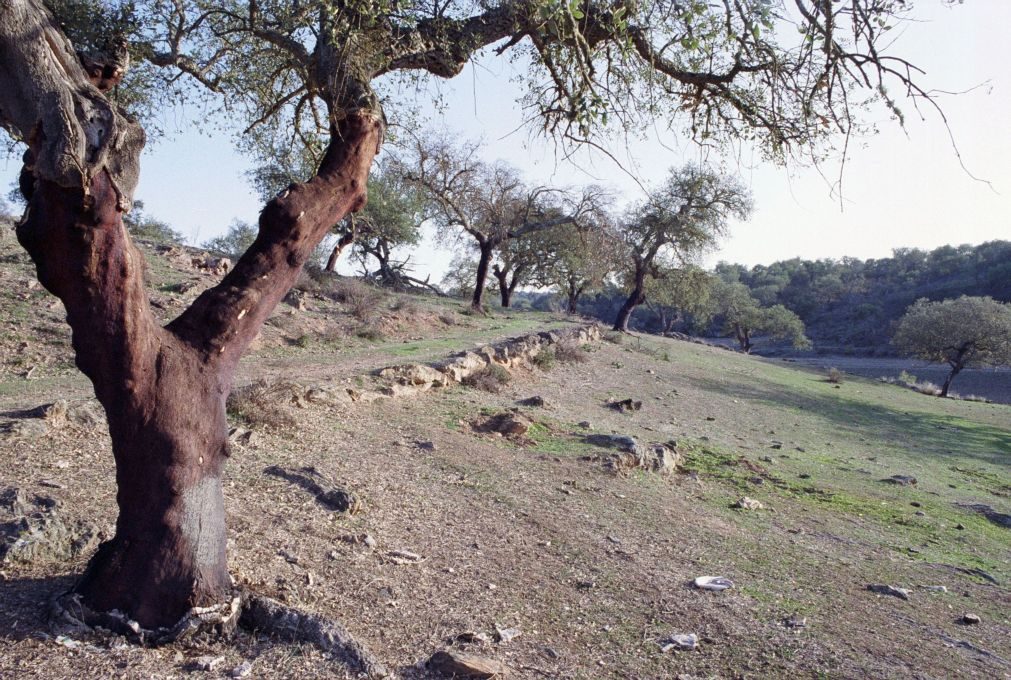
left=0, top=0, right=951, bottom=636
left=491, top=231, right=545, bottom=308
left=644, top=266, right=715, bottom=335
left=613, top=166, right=752, bottom=331
left=533, top=219, right=618, bottom=314
left=402, top=138, right=596, bottom=312
left=892, top=296, right=1011, bottom=397
left=713, top=282, right=809, bottom=353
left=347, top=172, right=427, bottom=290
left=123, top=200, right=186, bottom=244
left=203, top=219, right=258, bottom=259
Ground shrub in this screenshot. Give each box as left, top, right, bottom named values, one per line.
left=532, top=347, right=556, bottom=371
left=462, top=364, right=512, bottom=393
left=437, top=312, right=458, bottom=326
left=355, top=323, right=385, bottom=341
left=603, top=330, right=624, bottom=344
left=826, top=367, right=844, bottom=384
left=389, top=298, right=421, bottom=315
left=554, top=340, right=589, bottom=364
left=227, top=379, right=299, bottom=429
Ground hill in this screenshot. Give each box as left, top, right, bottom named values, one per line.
left=1, top=234, right=1009, bottom=678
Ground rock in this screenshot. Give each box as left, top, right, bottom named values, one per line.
left=229, top=660, right=253, bottom=678
left=387, top=549, right=424, bottom=564
left=960, top=613, right=981, bottom=625
left=363, top=534, right=377, bottom=549
left=454, top=631, right=492, bottom=645
left=428, top=649, right=507, bottom=678
left=283, top=289, right=307, bottom=311
left=517, top=396, right=546, bottom=407
left=494, top=626, right=522, bottom=643
left=586, top=434, right=638, bottom=452
left=187, top=656, right=225, bottom=672
left=476, top=412, right=531, bottom=437
left=955, top=502, right=1011, bottom=529
left=608, top=398, right=643, bottom=413
left=227, top=427, right=257, bottom=448
left=414, top=440, right=437, bottom=452
left=785, top=614, right=807, bottom=629
left=867, top=584, right=911, bottom=600
left=770, top=442, right=783, bottom=449
left=577, top=421, right=593, bottom=430
left=732, top=496, right=764, bottom=511
left=881, top=475, right=917, bottom=486
left=910, top=501, right=922, bottom=508
left=379, top=364, right=449, bottom=389
left=759, top=456, right=775, bottom=464
left=693, top=575, right=734, bottom=591
left=1, top=487, right=100, bottom=565
left=659, top=633, right=698, bottom=652
left=921, top=585, right=948, bottom=593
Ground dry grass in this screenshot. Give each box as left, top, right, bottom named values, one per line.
left=553, top=339, right=590, bottom=364
left=461, top=364, right=512, bottom=392
left=226, top=379, right=300, bottom=429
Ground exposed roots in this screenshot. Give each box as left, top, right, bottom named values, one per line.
left=48, top=589, right=388, bottom=678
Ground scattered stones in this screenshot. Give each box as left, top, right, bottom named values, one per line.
left=428, top=649, right=507, bottom=678
left=867, top=584, right=911, bottom=600
left=960, top=613, right=981, bottom=625
left=732, top=496, right=764, bottom=511
left=881, top=475, right=917, bottom=486
left=517, top=396, right=546, bottom=407
left=693, top=575, right=734, bottom=591
left=607, top=398, right=643, bottom=413
left=659, top=633, right=698, bottom=652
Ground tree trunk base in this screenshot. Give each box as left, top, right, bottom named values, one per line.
left=48, top=589, right=388, bottom=677
left=50, top=588, right=243, bottom=645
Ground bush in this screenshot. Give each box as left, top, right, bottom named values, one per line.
left=603, top=330, right=624, bottom=344
left=227, top=379, right=299, bottom=429
left=321, top=277, right=384, bottom=323
left=532, top=347, right=556, bottom=371
left=355, top=323, right=385, bottom=341
left=462, top=364, right=512, bottom=393
left=826, top=367, right=844, bottom=384
left=554, top=340, right=589, bottom=364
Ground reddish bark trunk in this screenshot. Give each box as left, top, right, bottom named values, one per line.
left=18, top=112, right=383, bottom=630
left=472, top=241, right=494, bottom=312
left=614, top=269, right=646, bottom=331
left=325, top=231, right=355, bottom=271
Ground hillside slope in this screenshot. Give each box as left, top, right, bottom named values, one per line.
left=1, top=236, right=1009, bottom=679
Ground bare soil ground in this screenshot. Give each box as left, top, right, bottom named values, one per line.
left=1, top=236, right=1009, bottom=679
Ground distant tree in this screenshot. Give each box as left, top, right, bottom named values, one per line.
left=491, top=232, right=542, bottom=308
left=203, top=220, right=257, bottom=259
left=402, top=137, right=596, bottom=312
left=123, top=200, right=185, bottom=245
left=644, top=266, right=715, bottom=334
left=713, top=282, right=809, bottom=353
left=892, top=296, right=1011, bottom=397
left=348, top=173, right=426, bottom=290
left=613, top=166, right=752, bottom=331
left=533, top=219, right=618, bottom=314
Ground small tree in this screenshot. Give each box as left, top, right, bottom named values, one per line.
left=203, top=220, right=258, bottom=259
left=533, top=218, right=618, bottom=314
left=713, top=282, right=809, bottom=353
left=348, top=173, right=425, bottom=290
left=613, top=166, right=752, bottom=331
left=644, top=266, right=714, bottom=334
left=893, top=296, right=1011, bottom=397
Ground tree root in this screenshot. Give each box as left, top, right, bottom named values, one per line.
left=48, top=589, right=388, bottom=678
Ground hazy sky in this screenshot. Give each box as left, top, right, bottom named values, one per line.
left=3, top=1, right=1008, bottom=278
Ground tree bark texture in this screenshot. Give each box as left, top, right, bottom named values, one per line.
left=2, top=0, right=384, bottom=630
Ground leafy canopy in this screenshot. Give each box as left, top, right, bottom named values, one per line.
left=893, top=296, right=1011, bottom=369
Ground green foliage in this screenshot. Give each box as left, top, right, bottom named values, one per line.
left=893, top=296, right=1011, bottom=371
left=532, top=347, right=556, bottom=371
left=203, top=220, right=257, bottom=259
left=462, top=364, right=512, bottom=393
left=123, top=201, right=185, bottom=244
left=712, top=281, right=810, bottom=351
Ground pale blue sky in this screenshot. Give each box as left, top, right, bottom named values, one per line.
left=3, top=1, right=1008, bottom=279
